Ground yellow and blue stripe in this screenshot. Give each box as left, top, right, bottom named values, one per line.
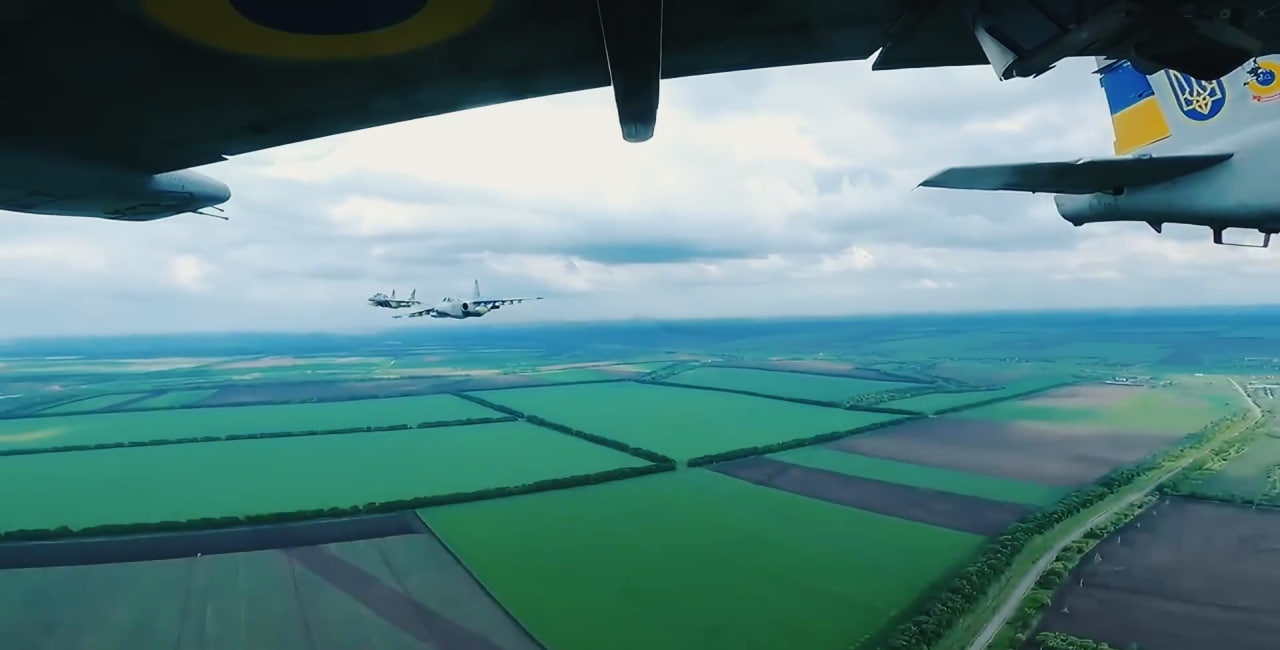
left=1099, top=59, right=1172, bottom=154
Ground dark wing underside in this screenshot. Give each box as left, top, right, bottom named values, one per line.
left=0, top=0, right=937, bottom=174
left=919, top=154, right=1235, bottom=195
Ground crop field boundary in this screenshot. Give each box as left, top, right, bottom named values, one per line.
left=874, top=397, right=1257, bottom=650
left=0, top=377, right=643, bottom=420
left=706, top=361, right=932, bottom=384
left=1171, top=490, right=1280, bottom=510
left=0, top=512, right=424, bottom=569
left=686, top=415, right=924, bottom=468
left=406, top=514, right=553, bottom=650
left=0, top=416, right=518, bottom=458
left=453, top=378, right=626, bottom=394
left=926, top=380, right=1082, bottom=416
left=96, top=391, right=169, bottom=411
left=638, top=378, right=923, bottom=416
left=0, top=462, right=675, bottom=544
left=453, top=392, right=678, bottom=466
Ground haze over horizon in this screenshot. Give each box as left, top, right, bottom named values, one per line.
left=5, top=57, right=1280, bottom=338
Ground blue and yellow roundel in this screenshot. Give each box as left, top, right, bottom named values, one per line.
left=142, top=0, right=494, bottom=61
left=1163, top=69, right=1227, bottom=122
left=1245, top=59, right=1280, bottom=102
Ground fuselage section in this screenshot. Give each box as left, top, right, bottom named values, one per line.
left=1053, top=121, right=1280, bottom=234
left=430, top=297, right=494, bottom=319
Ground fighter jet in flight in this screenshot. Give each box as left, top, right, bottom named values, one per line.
left=920, top=53, right=1280, bottom=248
left=393, top=280, right=542, bottom=321
left=368, top=289, right=421, bottom=310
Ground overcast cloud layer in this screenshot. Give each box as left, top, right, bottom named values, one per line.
left=2, top=57, right=1278, bottom=338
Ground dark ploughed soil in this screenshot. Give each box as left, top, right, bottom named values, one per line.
left=0, top=512, right=420, bottom=569
left=828, top=418, right=1176, bottom=487
left=1030, top=497, right=1280, bottom=650
left=0, top=520, right=545, bottom=650
left=711, top=456, right=1031, bottom=536
left=289, top=544, right=505, bottom=649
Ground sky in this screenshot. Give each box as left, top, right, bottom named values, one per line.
left=3, top=56, right=1279, bottom=338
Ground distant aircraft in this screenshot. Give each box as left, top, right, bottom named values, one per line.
left=920, top=54, right=1280, bottom=248
left=393, top=280, right=542, bottom=321
left=368, top=289, right=421, bottom=310
left=7, top=2, right=1269, bottom=223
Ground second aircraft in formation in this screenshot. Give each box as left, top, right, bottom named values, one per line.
left=368, top=280, right=542, bottom=321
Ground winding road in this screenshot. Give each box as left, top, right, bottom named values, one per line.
left=964, top=377, right=1261, bottom=650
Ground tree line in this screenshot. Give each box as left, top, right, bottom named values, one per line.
left=451, top=392, right=678, bottom=467
left=1033, top=631, right=1141, bottom=650
left=930, top=381, right=1080, bottom=416
left=707, top=361, right=934, bottom=386
left=1163, top=412, right=1273, bottom=503
left=1, top=375, right=645, bottom=421
left=642, top=361, right=703, bottom=382
left=875, top=411, right=1247, bottom=650
left=844, top=385, right=943, bottom=407
left=638, top=378, right=921, bottom=416
left=686, top=416, right=924, bottom=467
left=0, top=462, right=674, bottom=543
left=0, top=416, right=517, bottom=458
left=1000, top=493, right=1158, bottom=649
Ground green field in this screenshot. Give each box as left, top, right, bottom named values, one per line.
left=0, top=313, right=1274, bottom=650
left=1191, top=434, right=1280, bottom=501
left=966, top=379, right=1241, bottom=431
left=0, top=393, right=498, bottom=450
left=881, top=377, right=1072, bottom=414
left=666, top=366, right=921, bottom=402
left=36, top=393, right=151, bottom=415
left=0, top=420, right=645, bottom=532
left=0, top=535, right=542, bottom=650
left=120, top=389, right=220, bottom=410
left=423, top=470, right=984, bottom=650
left=521, top=368, right=622, bottom=382
left=774, top=446, right=1065, bottom=506
left=476, top=381, right=905, bottom=460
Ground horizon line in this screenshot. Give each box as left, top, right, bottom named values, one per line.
left=2, top=302, right=1279, bottom=345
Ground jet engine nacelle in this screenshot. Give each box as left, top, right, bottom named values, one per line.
left=973, top=0, right=1262, bottom=82
left=0, top=148, right=230, bottom=221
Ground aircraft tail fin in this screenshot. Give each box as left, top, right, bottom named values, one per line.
left=473, top=279, right=481, bottom=300
left=391, top=289, right=396, bottom=298
left=410, top=289, right=416, bottom=301
left=1097, top=55, right=1277, bottom=155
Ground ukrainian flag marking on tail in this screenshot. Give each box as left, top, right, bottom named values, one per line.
left=1099, top=59, right=1172, bottom=155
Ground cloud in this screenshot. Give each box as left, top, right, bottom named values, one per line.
left=1, top=56, right=1279, bottom=338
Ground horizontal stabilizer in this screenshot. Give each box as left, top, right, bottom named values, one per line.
left=918, top=153, right=1233, bottom=195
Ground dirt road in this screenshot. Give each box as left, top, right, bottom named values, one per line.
left=964, top=378, right=1261, bottom=650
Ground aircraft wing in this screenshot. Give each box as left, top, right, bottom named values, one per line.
left=475, top=297, right=544, bottom=308
left=918, top=154, right=1234, bottom=195
left=3, top=1, right=919, bottom=174
left=393, top=308, right=437, bottom=320
left=7, top=2, right=1273, bottom=175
